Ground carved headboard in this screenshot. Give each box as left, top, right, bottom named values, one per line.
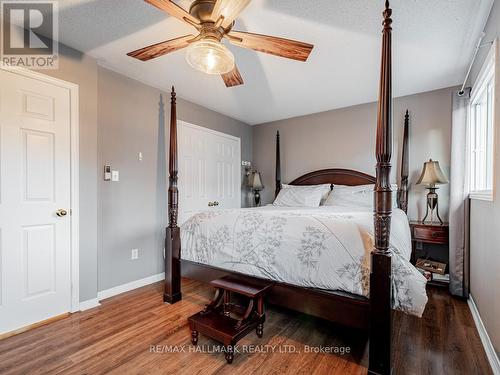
left=289, top=169, right=376, bottom=187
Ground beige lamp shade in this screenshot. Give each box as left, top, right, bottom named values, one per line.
left=249, top=172, right=264, bottom=190
left=416, top=159, right=449, bottom=187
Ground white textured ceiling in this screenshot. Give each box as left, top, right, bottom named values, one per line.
left=53, top=0, right=493, bottom=124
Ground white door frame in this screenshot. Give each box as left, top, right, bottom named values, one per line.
left=0, top=63, right=80, bottom=312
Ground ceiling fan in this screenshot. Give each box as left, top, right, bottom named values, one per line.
left=127, top=0, right=314, bottom=87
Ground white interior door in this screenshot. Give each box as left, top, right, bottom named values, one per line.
left=0, top=69, right=72, bottom=335
left=178, top=121, right=241, bottom=224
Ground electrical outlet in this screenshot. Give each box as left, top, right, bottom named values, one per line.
left=131, top=248, right=139, bottom=260
left=112, top=170, right=119, bottom=182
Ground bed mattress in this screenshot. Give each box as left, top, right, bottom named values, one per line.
left=180, top=205, right=428, bottom=316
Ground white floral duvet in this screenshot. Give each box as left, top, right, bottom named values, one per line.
left=181, top=205, right=428, bottom=317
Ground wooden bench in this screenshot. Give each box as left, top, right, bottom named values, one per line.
left=188, top=276, right=271, bottom=364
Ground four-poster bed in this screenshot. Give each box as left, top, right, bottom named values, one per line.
left=165, top=2, right=409, bottom=374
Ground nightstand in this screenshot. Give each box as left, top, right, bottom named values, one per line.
left=410, top=221, right=449, bottom=288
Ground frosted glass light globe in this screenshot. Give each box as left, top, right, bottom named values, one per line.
left=186, top=40, right=235, bottom=75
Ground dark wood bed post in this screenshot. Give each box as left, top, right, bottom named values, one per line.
left=369, top=1, right=393, bottom=375
left=275, top=130, right=281, bottom=197
left=397, top=110, right=409, bottom=213
left=164, top=86, right=182, bottom=304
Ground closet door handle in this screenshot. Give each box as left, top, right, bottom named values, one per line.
left=56, top=209, right=68, bottom=217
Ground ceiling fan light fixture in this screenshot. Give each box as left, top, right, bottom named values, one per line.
left=185, top=39, right=235, bottom=75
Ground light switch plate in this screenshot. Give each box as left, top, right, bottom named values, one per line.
left=104, top=165, right=111, bottom=181
left=112, top=170, right=119, bottom=182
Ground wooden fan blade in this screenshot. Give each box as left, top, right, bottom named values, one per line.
left=145, top=0, right=199, bottom=26
left=228, top=31, right=313, bottom=62
left=221, top=65, right=244, bottom=87
left=127, top=35, right=194, bottom=61
left=211, top=0, right=251, bottom=29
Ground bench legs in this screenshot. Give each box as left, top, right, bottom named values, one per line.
left=225, top=345, right=234, bottom=364
left=256, top=323, right=263, bottom=338
left=191, top=330, right=198, bottom=345
left=256, top=295, right=264, bottom=338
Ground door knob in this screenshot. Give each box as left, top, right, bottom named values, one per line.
left=56, top=209, right=68, bottom=217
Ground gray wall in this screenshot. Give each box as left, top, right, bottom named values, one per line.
left=252, top=87, right=455, bottom=222
left=44, top=44, right=99, bottom=302
left=468, top=0, right=500, bottom=359
left=97, top=67, right=252, bottom=291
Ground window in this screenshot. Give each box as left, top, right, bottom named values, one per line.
left=469, top=41, right=497, bottom=200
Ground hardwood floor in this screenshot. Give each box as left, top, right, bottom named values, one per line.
left=0, top=279, right=492, bottom=375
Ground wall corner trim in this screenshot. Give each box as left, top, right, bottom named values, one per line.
left=97, top=273, right=165, bottom=301
left=78, top=298, right=101, bottom=311
left=468, top=295, right=500, bottom=375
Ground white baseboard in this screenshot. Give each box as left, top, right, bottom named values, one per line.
left=97, top=273, right=165, bottom=301
left=78, top=298, right=101, bottom=311
left=468, top=295, right=500, bottom=375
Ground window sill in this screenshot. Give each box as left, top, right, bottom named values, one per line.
left=469, top=191, right=494, bottom=201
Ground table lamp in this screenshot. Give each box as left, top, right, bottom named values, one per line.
left=249, top=171, right=264, bottom=206
left=416, top=159, right=448, bottom=225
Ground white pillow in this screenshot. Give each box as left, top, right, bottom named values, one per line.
left=273, top=184, right=331, bottom=207
left=282, top=183, right=331, bottom=205
left=324, top=184, right=399, bottom=208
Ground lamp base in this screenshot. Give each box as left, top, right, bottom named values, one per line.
left=254, top=190, right=261, bottom=207
left=422, top=187, right=443, bottom=225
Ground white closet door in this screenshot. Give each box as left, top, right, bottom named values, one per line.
left=0, top=70, right=72, bottom=335
left=178, top=121, right=241, bottom=224
left=212, top=132, right=240, bottom=209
